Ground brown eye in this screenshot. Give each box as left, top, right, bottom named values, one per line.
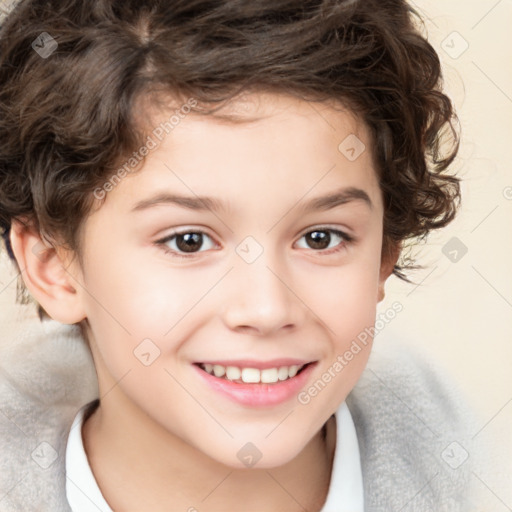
left=156, top=230, right=216, bottom=257
left=305, top=230, right=331, bottom=250
left=296, top=228, right=353, bottom=254
left=174, top=232, right=204, bottom=253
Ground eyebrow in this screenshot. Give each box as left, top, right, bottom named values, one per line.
left=130, top=186, right=373, bottom=214
left=296, top=186, right=373, bottom=213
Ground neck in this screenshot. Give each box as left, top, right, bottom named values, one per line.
left=82, top=396, right=337, bottom=512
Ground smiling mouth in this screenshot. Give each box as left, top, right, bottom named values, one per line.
left=194, top=362, right=314, bottom=384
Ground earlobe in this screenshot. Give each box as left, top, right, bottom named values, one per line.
left=9, top=219, right=87, bottom=324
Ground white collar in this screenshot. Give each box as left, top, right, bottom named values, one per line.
left=320, top=401, right=365, bottom=511
left=65, top=401, right=112, bottom=512
left=65, top=400, right=364, bottom=511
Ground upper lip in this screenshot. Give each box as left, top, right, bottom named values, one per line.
left=194, top=358, right=315, bottom=370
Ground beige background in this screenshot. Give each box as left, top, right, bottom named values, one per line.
left=1, top=0, right=511, bottom=507
left=378, top=0, right=512, bottom=507
left=380, top=0, right=512, bottom=506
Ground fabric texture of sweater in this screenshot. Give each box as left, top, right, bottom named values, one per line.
left=0, top=317, right=489, bottom=511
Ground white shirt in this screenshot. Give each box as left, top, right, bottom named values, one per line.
left=65, top=400, right=364, bottom=511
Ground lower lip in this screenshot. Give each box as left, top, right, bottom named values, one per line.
left=192, top=362, right=317, bottom=407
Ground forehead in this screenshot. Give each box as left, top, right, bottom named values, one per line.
left=98, top=91, right=381, bottom=216
left=136, top=90, right=369, bottom=140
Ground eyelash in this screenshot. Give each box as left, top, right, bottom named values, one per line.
left=155, top=227, right=355, bottom=259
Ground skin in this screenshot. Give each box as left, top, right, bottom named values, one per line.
left=10, top=92, right=399, bottom=511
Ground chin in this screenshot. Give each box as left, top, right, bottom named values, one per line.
left=203, top=435, right=309, bottom=471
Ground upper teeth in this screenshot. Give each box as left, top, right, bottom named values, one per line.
left=200, top=363, right=305, bottom=383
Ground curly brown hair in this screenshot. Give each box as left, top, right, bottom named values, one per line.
left=0, top=0, right=460, bottom=321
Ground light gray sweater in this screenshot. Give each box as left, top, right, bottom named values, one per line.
left=0, top=319, right=486, bottom=511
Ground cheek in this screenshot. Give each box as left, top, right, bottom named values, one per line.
left=316, top=245, right=382, bottom=338
left=307, top=269, right=379, bottom=412
left=80, top=246, right=217, bottom=371
left=319, top=270, right=378, bottom=356
left=83, top=231, right=175, bottom=315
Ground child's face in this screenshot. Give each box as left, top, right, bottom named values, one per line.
left=66, top=92, right=393, bottom=467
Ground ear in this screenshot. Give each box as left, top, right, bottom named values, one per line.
left=9, top=219, right=87, bottom=324
left=377, top=239, right=401, bottom=303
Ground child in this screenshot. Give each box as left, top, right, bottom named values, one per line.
left=0, top=0, right=481, bottom=510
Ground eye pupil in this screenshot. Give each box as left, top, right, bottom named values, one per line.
left=307, top=230, right=330, bottom=250
left=176, top=233, right=203, bottom=253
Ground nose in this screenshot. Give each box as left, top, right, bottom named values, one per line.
left=220, top=250, right=305, bottom=336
